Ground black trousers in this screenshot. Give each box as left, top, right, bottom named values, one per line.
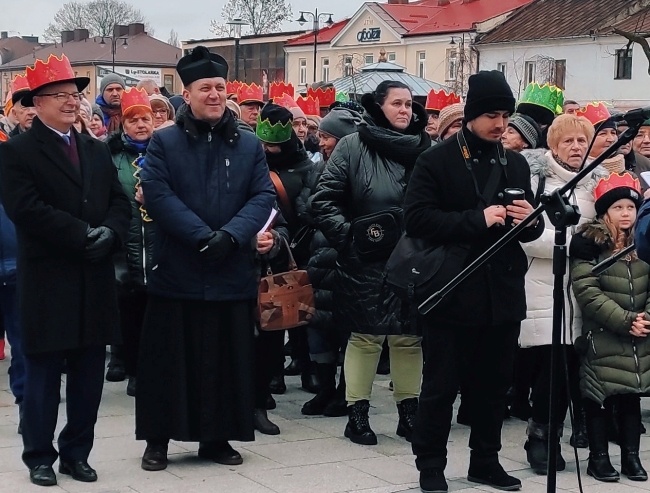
left=412, top=321, right=520, bottom=471
left=253, top=328, right=285, bottom=409
left=21, top=345, right=105, bottom=469
left=118, top=290, right=147, bottom=377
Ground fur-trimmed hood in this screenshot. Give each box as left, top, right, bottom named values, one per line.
left=577, top=219, right=615, bottom=247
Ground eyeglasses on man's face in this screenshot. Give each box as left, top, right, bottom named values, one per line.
left=37, top=92, right=84, bottom=102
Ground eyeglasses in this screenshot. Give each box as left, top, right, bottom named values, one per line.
left=37, top=92, right=84, bottom=102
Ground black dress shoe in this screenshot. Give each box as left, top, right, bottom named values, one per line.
left=58, top=460, right=97, bottom=482
left=29, top=465, right=57, bottom=487
left=141, top=443, right=168, bottom=471
left=106, top=363, right=126, bottom=382
left=253, top=408, right=280, bottom=435
left=467, top=463, right=521, bottom=491
left=198, top=441, right=243, bottom=465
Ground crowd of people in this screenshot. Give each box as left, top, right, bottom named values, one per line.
left=1, top=45, right=650, bottom=493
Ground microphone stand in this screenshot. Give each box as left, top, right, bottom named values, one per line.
left=592, top=244, right=636, bottom=275
left=418, top=120, right=644, bottom=493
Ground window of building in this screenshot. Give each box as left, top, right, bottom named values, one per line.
left=417, top=51, right=426, bottom=78
left=344, top=55, right=354, bottom=77
left=322, top=57, right=330, bottom=82
left=615, top=48, right=633, bottom=80
left=364, top=53, right=374, bottom=65
left=388, top=52, right=396, bottom=62
left=446, top=49, right=458, bottom=80
left=299, top=58, right=307, bottom=85
left=525, top=61, right=536, bottom=84
left=553, top=59, right=566, bottom=89
left=86, top=71, right=91, bottom=93
left=164, top=74, right=174, bottom=94
left=497, top=62, right=507, bottom=77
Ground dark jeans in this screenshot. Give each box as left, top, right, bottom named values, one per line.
left=0, top=284, right=24, bottom=404
left=412, top=321, right=520, bottom=471
left=118, top=290, right=147, bottom=377
left=21, top=345, right=105, bottom=469
left=253, top=328, right=284, bottom=408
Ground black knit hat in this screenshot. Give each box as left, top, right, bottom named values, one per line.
left=508, top=114, right=542, bottom=149
left=176, top=46, right=228, bottom=86
left=464, top=70, right=516, bottom=122
left=516, top=102, right=555, bottom=126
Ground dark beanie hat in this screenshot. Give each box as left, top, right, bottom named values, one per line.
left=464, top=70, right=516, bottom=122
left=594, top=116, right=617, bottom=133
left=516, top=102, right=555, bottom=126
left=91, top=104, right=104, bottom=121
left=319, top=107, right=362, bottom=140
left=176, top=46, right=228, bottom=86
left=508, top=114, right=542, bottom=149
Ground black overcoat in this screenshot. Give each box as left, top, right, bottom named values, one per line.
left=0, top=117, right=131, bottom=355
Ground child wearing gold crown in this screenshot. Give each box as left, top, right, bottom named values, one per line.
left=570, top=171, right=649, bottom=483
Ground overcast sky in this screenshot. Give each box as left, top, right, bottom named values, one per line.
left=2, top=0, right=360, bottom=43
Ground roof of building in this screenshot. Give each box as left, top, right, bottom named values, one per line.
left=1, top=32, right=181, bottom=70
left=382, top=0, right=534, bottom=37
left=285, top=19, right=350, bottom=47
left=0, top=36, right=46, bottom=65
left=332, top=60, right=451, bottom=96
left=184, top=30, right=306, bottom=45
left=286, top=0, right=533, bottom=47
left=478, top=0, right=650, bottom=44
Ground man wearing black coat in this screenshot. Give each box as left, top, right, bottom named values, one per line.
left=0, top=54, right=130, bottom=487
left=404, top=71, right=544, bottom=493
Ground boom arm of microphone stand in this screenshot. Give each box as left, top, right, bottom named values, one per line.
left=591, top=243, right=636, bottom=275
left=417, top=122, right=644, bottom=316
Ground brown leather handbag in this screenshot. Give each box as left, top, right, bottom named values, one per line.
left=258, top=237, right=315, bottom=331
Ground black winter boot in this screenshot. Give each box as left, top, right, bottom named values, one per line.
left=253, top=408, right=280, bottom=435
left=619, top=406, right=648, bottom=481
left=570, top=407, right=589, bottom=448
left=344, top=400, right=377, bottom=445
left=301, top=363, right=337, bottom=416
left=586, top=408, right=619, bottom=482
left=467, top=462, right=521, bottom=491
left=396, top=398, right=418, bottom=442
left=301, top=361, right=321, bottom=394
left=524, top=419, right=565, bottom=475
left=106, top=346, right=126, bottom=382
left=323, top=367, right=347, bottom=417
left=269, top=374, right=286, bottom=394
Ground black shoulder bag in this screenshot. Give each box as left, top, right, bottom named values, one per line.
left=381, top=131, right=505, bottom=331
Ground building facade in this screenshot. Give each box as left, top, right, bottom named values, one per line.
left=476, top=0, right=650, bottom=109
left=0, top=24, right=182, bottom=100
left=284, top=0, right=534, bottom=95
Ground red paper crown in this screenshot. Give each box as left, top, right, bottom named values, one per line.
left=296, top=95, right=320, bottom=117
left=594, top=172, right=641, bottom=202
left=121, top=87, right=152, bottom=116
left=26, top=54, right=83, bottom=93
left=576, top=102, right=611, bottom=126
left=237, top=82, right=264, bottom=105
left=269, top=81, right=294, bottom=100
left=273, top=93, right=298, bottom=110
left=307, top=87, right=335, bottom=108
left=226, top=80, right=243, bottom=96
left=425, top=88, right=461, bottom=112
left=10, top=73, right=30, bottom=95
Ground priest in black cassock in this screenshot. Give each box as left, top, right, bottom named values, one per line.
left=135, top=46, right=275, bottom=471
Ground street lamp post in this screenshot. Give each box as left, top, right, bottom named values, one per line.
left=297, top=9, right=334, bottom=84
left=227, top=18, right=249, bottom=81
left=100, top=31, right=129, bottom=74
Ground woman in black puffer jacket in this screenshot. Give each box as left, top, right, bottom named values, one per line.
left=311, top=81, right=431, bottom=445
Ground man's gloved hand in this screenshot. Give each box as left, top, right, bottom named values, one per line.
left=199, top=230, right=237, bottom=263
left=84, top=226, right=116, bottom=262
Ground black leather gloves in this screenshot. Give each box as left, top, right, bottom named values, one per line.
left=84, top=226, right=115, bottom=262
left=199, top=230, right=237, bottom=263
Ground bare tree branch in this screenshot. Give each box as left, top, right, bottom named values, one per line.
left=613, top=27, right=650, bottom=75
left=43, top=0, right=153, bottom=42
left=168, top=29, right=180, bottom=48
left=209, top=0, right=292, bottom=36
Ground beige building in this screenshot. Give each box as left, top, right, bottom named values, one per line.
left=285, top=0, right=535, bottom=96
left=0, top=24, right=182, bottom=102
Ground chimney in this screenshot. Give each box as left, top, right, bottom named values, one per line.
left=61, top=30, right=75, bottom=43
left=73, top=28, right=89, bottom=41
left=113, top=25, right=129, bottom=37
left=128, top=23, right=146, bottom=36
left=387, top=0, right=409, bottom=4
left=437, top=0, right=450, bottom=5
left=0, top=32, right=7, bottom=39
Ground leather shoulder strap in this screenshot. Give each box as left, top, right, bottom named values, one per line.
left=269, top=171, right=295, bottom=221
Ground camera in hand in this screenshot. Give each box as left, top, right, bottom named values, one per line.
left=500, top=188, right=525, bottom=228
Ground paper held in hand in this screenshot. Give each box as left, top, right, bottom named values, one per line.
left=258, top=208, right=279, bottom=236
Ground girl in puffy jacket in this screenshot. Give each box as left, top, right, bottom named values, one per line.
left=570, top=171, right=649, bottom=483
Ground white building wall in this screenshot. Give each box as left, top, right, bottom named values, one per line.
left=477, top=37, right=649, bottom=109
